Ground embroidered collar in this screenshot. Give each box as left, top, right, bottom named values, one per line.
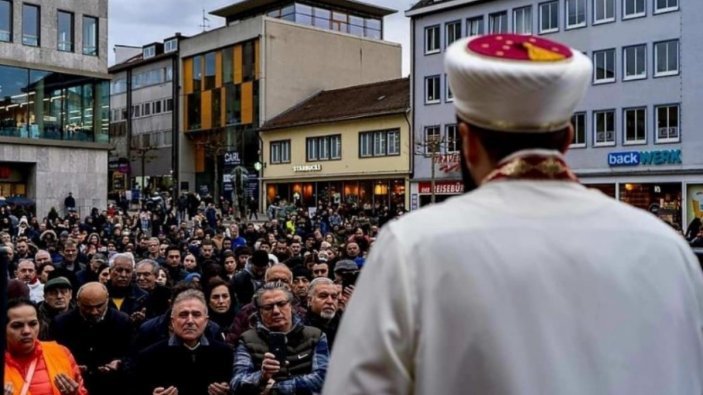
left=482, top=149, right=579, bottom=184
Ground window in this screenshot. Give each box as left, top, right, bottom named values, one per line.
left=655, top=0, right=678, bottom=13
left=204, top=52, right=216, bottom=90
left=565, top=0, right=586, bottom=29
left=623, top=107, right=646, bottom=144
left=593, top=0, right=615, bottom=24
left=467, top=16, right=484, bottom=36
left=623, top=45, right=646, bottom=80
left=571, top=112, right=586, bottom=147
left=359, top=129, right=400, bottom=157
left=489, top=11, right=508, bottom=33
left=424, top=126, right=441, bottom=154
left=57, top=11, right=73, bottom=52
left=513, top=6, right=532, bottom=35
left=153, top=100, right=161, bottom=114
left=307, top=135, right=341, bottom=161
left=22, top=4, right=39, bottom=46
left=655, top=104, right=679, bottom=142
left=142, top=102, right=151, bottom=116
left=425, top=25, right=440, bottom=54
left=425, top=75, right=440, bottom=104
left=593, top=49, right=615, bottom=83
left=0, top=1, right=11, bottom=42
left=83, top=16, right=98, bottom=56
left=445, top=124, right=459, bottom=153
left=594, top=110, right=615, bottom=146
left=654, top=40, right=679, bottom=77
left=270, top=140, right=291, bottom=164
left=445, top=75, right=453, bottom=102
left=164, top=38, right=178, bottom=53
left=143, top=46, right=155, bottom=59
left=623, top=0, right=645, bottom=18
left=166, top=98, right=173, bottom=112
left=539, top=1, right=559, bottom=33
left=445, top=21, right=461, bottom=47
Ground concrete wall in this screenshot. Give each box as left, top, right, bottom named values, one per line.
left=0, top=0, right=108, bottom=77
left=0, top=141, right=108, bottom=217
left=410, top=0, right=692, bottom=181
left=263, top=18, right=403, bottom=123
left=262, top=114, right=411, bottom=181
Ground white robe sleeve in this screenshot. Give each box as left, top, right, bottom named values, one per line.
left=322, top=225, right=417, bottom=395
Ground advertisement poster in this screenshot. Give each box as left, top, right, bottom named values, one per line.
left=686, top=184, right=703, bottom=227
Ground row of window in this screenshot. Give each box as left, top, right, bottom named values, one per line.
left=143, top=39, right=178, bottom=59
left=266, top=3, right=382, bottom=40
left=111, top=66, right=174, bottom=95
left=110, top=98, right=174, bottom=122
left=130, top=130, right=173, bottom=149
left=0, top=1, right=98, bottom=55
left=570, top=104, right=679, bottom=147
left=270, top=129, right=401, bottom=164
left=424, top=0, right=679, bottom=54
left=593, top=40, right=678, bottom=83
left=423, top=39, right=678, bottom=104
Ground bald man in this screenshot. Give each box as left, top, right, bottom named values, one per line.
left=52, top=282, right=134, bottom=395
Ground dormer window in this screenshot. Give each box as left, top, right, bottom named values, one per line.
left=143, top=45, right=156, bottom=59
left=164, top=38, right=178, bottom=53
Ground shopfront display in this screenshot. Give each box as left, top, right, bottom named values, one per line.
left=0, top=163, right=30, bottom=198
left=619, top=182, right=682, bottom=228
left=266, top=178, right=405, bottom=211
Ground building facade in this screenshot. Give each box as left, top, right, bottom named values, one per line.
left=109, top=35, right=184, bottom=201
left=261, top=78, right=411, bottom=213
left=407, top=0, right=694, bottom=229
left=0, top=0, right=110, bottom=216
left=178, top=0, right=402, bottom=208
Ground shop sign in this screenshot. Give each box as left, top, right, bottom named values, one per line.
left=608, top=149, right=682, bottom=167
left=223, top=151, right=241, bottom=166
left=418, top=181, right=463, bottom=195
left=292, top=164, right=322, bottom=172
left=432, top=153, right=461, bottom=173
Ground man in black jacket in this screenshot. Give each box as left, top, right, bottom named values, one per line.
left=52, top=282, right=134, bottom=395
left=230, top=250, right=269, bottom=306
left=135, top=289, right=232, bottom=395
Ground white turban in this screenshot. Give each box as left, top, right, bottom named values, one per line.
left=445, top=34, right=592, bottom=133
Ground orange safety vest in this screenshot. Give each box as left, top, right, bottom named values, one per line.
left=4, top=341, right=77, bottom=395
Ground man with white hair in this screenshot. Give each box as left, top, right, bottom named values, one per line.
left=324, top=34, right=703, bottom=394
left=107, top=252, right=148, bottom=324
left=304, top=277, right=342, bottom=350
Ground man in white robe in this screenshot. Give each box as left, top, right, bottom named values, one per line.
left=323, top=34, right=703, bottom=395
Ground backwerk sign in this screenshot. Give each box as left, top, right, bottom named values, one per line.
left=608, top=149, right=682, bottom=167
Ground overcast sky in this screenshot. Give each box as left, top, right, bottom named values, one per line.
left=108, top=0, right=414, bottom=75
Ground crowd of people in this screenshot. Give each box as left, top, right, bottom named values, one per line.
left=1, top=196, right=397, bottom=394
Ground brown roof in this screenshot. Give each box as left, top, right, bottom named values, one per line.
left=261, top=78, right=409, bottom=131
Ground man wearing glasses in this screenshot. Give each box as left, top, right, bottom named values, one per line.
left=231, top=282, right=329, bottom=394
left=52, top=282, right=133, bottom=395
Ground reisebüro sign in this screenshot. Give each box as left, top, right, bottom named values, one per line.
left=608, top=149, right=682, bottom=167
